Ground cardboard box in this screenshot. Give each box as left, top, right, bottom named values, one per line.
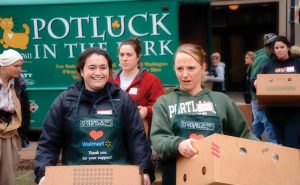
left=237, top=103, right=252, bottom=131
left=256, top=74, right=300, bottom=107
left=45, top=165, right=142, bottom=185
left=176, top=134, right=300, bottom=185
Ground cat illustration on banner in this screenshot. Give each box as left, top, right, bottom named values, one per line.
left=0, top=17, right=30, bottom=50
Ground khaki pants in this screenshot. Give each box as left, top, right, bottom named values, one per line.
left=0, top=136, right=21, bottom=185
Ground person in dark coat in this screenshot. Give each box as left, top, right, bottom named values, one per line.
left=34, top=48, right=155, bottom=185
left=253, top=36, right=300, bottom=149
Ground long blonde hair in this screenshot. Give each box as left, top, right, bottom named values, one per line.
left=291, top=45, right=300, bottom=57
left=245, top=51, right=255, bottom=61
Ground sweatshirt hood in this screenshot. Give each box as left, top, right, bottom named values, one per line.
left=256, top=48, right=270, bottom=58
left=173, top=87, right=212, bottom=97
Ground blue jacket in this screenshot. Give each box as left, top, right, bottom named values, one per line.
left=34, top=81, right=155, bottom=183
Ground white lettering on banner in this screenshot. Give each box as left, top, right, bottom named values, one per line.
left=128, top=13, right=149, bottom=36
left=160, top=40, right=173, bottom=55
left=144, top=41, right=156, bottom=56
left=106, top=15, right=125, bottom=37
left=21, top=53, right=32, bottom=59
left=150, top=13, right=171, bottom=35
left=31, top=18, right=46, bottom=39
left=48, top=18, right=70, bottom=39
left=168, top=101, right=216, bottom=118
left=29, top=13, right=173, bottom=59
left=64, top=42, right=108, bottom=58
left=22, top=73, right=33, bottom=78
left=90, top=16, right=106, bottom=39
left=33, top=44, right=56, bottom=59
left=70, top=16, right=89, bottom=38
left=31, top=13, right=171, bottom=40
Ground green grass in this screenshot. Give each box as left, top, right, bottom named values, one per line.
left=16, top=170, right=35, bottom=185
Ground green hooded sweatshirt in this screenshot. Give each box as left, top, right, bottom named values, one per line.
left=150, top=88, right=258, bottom=185
left=250, top=48, right=271, bottom=98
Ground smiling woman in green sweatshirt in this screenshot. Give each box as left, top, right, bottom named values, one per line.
left=150, top=43, right=258, bottom=185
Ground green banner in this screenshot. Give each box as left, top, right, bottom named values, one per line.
left=0, top=0, right=179, bottom=87
left=0, top=0, right=179, bottom=128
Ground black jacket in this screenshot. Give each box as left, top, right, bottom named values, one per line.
left=15, top=76, right=31, bottom=147
left=34, top=81, right=155, bottom=183
left=255, top=56, right=300, bottom=125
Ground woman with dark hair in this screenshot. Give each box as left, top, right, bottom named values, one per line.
left=253, top=36, right=300, bottom=149
left=0, top=49, right=30, bottom=185
left=34, top=48, right=155, bottom=185
left=113, top=37, right=164, bottom=137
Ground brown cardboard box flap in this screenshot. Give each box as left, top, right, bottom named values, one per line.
left=176, top=134, right=300, bottom=185
left=256, top=74, right=300, bottom=107
left=45, top=164, right=142, bottom=185
left=237, top=103, right=252, bottom=131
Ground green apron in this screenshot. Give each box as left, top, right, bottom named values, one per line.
left=63, top=87, right=130, bottom=165
left=162, top=92, right=222, bottom=185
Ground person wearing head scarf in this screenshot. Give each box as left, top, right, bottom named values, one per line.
left=0, top=49, right=30, bottom=185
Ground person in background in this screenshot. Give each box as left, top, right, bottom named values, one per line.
left=243, top=51, right=255, bottom=104
left=250, top=33, right=277, bottom=144
left=205, top=52, right=226, bottom=93
left=150, top=44, right=257, bottom=185
left=0, top=49, right=30, bottom=185
left=34, top=48, right=155, bottom=185
left=113, top=37, right=164, bottom=137
left=291, top=45, right=300, bottom=58
left=253, top=36, right=300, bottom=149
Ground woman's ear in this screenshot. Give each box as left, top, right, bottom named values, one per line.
left=80, top=69, right=84, bottom=77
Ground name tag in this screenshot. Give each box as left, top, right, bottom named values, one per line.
left=196, top=102, right=214, bottom=112
left=96, top=110, right=112, bottom=115
left=129, top=87, right=138, bottom=95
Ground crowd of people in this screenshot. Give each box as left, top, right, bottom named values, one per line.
left=1, top=34, right=300, bottom=185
